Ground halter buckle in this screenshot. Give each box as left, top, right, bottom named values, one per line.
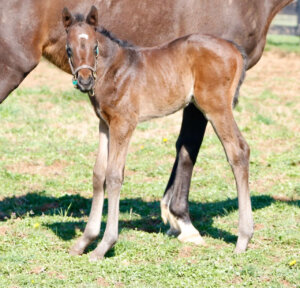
left=72, top=76, right=78, bottom=87
left=89, top=89, right=95, bottom=97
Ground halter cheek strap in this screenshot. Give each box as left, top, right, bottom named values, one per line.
left=67, top=41, right=99, bottom=95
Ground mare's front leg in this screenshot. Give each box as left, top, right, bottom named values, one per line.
left=89, top=117, right=136, bottom=261
left=161, top=104, right=207, bottom=244
left=0, top=39, right=41, bottom=104
left=70, top=120, right=109, bottom=255
left=0, top=60, right=39, bottom=104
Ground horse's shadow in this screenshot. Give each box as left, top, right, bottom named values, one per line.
left=0, top=191, right=299, bottom=247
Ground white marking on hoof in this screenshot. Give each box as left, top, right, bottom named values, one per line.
left=160, top=201, right=169, bottom=225
left=177, top=220, right=206, bottom=246
left=178, top=232, right=206, bottom=245
left=167, top=209, right=181, bottom=232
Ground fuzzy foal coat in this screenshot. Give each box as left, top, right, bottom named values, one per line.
left=64, top=10, right=247, bottom=259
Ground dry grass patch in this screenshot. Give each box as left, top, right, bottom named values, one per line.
left=6, top=160, right=69, bottom=176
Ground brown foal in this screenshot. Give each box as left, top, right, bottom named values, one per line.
left=63, top=6, right=251, bottom=261
left=1, top=0, right=293, bottom=253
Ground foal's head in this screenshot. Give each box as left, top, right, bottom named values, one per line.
left=62, top=6, right=99, bottom=93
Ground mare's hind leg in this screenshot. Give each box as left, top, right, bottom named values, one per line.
left=206, top=109, right=253, bottom=252
left=70, top=121, right=109, bottom=255
left=161, top=104, right=207, bottom=245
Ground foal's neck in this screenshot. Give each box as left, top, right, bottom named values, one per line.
left=95, top=29, right=136, bottom=80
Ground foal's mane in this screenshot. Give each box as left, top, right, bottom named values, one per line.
left=74, top=13, right=85, bottom=22
left=97, top=27, right=135, bottom=49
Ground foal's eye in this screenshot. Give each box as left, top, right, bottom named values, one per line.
left=94, top=45, right=99, bottom=56
left=66, top=46, right=72, bottom=58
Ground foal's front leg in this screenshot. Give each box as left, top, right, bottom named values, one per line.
left=89, top=118, right=136, bottom=261
left=70, top=120, right=109, bottom=255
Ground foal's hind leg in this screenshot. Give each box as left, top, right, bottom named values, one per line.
left=70, top=121, right=109, bottom=255
left=161, top=104, right=207, bottom=245
left=206, top=109, right=253, bottom=252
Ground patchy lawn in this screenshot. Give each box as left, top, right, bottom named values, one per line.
left=0, top=46, right=299, bottom=287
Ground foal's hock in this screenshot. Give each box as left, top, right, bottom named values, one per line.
left=63, top=6, right=252, bottom=261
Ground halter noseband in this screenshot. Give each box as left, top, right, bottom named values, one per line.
left=67, top=41, right=99, bottom=96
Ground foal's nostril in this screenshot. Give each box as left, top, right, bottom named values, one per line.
left=78, top=76, right=94, bottom=86
left=77, top=75, right=94, bottom=92
left=79, top=76, right=92, bottom=86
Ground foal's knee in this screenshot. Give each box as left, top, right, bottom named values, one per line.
left=93, top=169, right=105, bottom=190
left=228, top=138, right=250, bottom=168
left=105, top=169, right=123, bottom=191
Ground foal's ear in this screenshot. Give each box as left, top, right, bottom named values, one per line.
left=62, top=7, right=74, bottom=29
left=86, top=6, right=98, bottom=28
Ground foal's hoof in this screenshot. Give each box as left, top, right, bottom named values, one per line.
left=89, top=251, right=104, bottom=262
left=69, top=246, right=84, bottom=256
left=178, top=232, right=207, bottom=246
left=234, top=247, right=246, bottom=254
left=234, top=242, right=248, bottom=254
left=234, top=236, right=250, bottom=253
left=69, top=240, right=86, bottom=256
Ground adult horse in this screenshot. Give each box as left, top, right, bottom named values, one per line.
left=0, top=0, right=293, bottom=254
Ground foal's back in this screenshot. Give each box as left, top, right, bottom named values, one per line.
left=135, top=34, right=244, bottom=121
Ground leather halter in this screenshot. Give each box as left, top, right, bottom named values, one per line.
left=66, top=41, right=99, bottom=97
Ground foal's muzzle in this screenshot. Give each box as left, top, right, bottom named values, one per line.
left=67, top=56, right=97, bottom=95
left=77, top=74, right=95, bottom=93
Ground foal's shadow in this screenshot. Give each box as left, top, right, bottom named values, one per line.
left=0, top=191, right=299, bottom=247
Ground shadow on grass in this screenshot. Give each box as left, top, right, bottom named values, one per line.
left=0, top=191, right=299, bottom=245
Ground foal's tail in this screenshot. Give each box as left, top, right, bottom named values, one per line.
left=227, top=41, right=248, bottom=107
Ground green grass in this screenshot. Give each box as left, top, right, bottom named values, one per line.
left=266, top=35, right=300, bottom=53
left=0, top=51, right=299, bottom=287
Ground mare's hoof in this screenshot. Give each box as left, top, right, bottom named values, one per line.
left=166, top=227, right=180, bottom=237
left=178, top=232, right=207, bottom=246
